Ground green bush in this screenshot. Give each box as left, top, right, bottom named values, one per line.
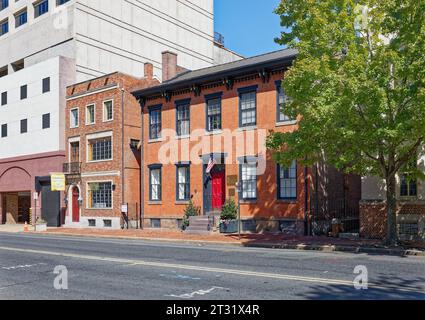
left=220, top=199, right=238, bottom=221
left=182, top=200, right=201, bottom=230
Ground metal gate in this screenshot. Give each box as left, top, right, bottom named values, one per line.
left=121, top=203, right=141, bottom=229
left=38, top=179, right=61, bottom=227
left=310, top=195, right=360, bottom=235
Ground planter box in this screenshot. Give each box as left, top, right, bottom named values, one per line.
left=220, top=220, right=238, bottom=234
left=35, top=224, right=47, bottom=232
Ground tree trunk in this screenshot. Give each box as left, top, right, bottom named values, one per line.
left=386, top=175, right=398, bottom=246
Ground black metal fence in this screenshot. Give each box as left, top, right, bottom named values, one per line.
left=310, top=196, right=360, bottom=236
left=121, top=203, right=142, bottom=229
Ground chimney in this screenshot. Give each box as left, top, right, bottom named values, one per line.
left=162, top=51, right=178, bottom=82
left=144, top=62, right=153, bottom=80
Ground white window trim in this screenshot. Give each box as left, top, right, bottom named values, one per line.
left=103, top=99, right=114, bottom=122
left=70, top=108, right=79, bottom=128
left=86, top=180, right=114, bottom=210
left=85, top=103, right=96, bottom=126
left=68, top=136, right=80, bottom=163
left=86, top=131, right=113, bottom=163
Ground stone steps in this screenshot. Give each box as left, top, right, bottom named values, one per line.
left=184, top=216, right=214, bottom=233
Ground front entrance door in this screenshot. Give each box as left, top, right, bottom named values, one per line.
left=72, top=187, right=80, bottom=223
left=211, top=170, right=225, bottom=210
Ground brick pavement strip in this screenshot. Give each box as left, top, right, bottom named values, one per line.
left=17, top=227, right=425, bottom=256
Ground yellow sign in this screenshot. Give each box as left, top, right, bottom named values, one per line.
left=51, top=173, right=66, bottom=191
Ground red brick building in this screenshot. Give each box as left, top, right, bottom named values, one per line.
left=133, top=49, right=361, bottom=234
left=63, top=67, right=159, bottom=229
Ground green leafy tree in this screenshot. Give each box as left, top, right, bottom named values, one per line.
left=267, top=0, right=425, bottom=245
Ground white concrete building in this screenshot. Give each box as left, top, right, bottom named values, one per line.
left=0, top=0, right=242, bottom=227
left=0, top=0, right=242, bottom=81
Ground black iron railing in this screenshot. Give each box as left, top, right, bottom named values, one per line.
left=63, top=162, right=82, bottom=174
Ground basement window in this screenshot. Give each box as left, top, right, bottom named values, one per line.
left=103, top=220, right=112, bottom=228
left=151, top=219, right=161, bottom=229
left=88, top=219, right=96, bottom=227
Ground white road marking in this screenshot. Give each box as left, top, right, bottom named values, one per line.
left=1, top=263, right=47, bottom=271
left=0, top=246, right=424, bottom=294
left=166, top=286, right=229, bottom=299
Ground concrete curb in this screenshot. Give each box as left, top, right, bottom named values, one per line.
left=245, top=242, right=425, bottom=256
left=21, top=231, right=425, bottom=257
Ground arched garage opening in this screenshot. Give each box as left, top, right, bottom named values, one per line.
left=0, top=167, right=32, bottom=225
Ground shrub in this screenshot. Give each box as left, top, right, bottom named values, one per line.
left=220, top=199, right=238, bottom=221
left=182, top=200, right=201, bottom=230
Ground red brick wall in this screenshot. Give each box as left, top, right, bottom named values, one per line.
left=360, top=202, right=387, bottom=239
left=361, top=201, right=425, bottom=239
left=65, top=73, right=158, bottom=221
left=142, top=71, right=307, bottom=229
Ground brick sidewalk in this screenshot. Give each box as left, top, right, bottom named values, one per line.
left=22, top=227, right=423, bottom=255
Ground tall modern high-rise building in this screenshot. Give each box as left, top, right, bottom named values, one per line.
left=0, top=0, right=242, bottom=226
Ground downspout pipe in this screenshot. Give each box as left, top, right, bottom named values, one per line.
left=121, top=88, right=126, bottom=228
left=140, top=99, right=145, bottom=230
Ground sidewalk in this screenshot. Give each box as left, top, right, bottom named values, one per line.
left=27, top=227, right=425, bottom=257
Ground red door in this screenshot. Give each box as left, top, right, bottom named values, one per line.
left=72, top=187, right=80, bottom=223
left=211, top=171, right=225, bottom=210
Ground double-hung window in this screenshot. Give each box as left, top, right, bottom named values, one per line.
left=86, top=104, right=95, bottom=125
left=206, top=93, right=222, bottom=132
left=239, top=86, right=258, bottom=128
left=0, top=19, right=8, bottom=36
left=240, top=159, right=257, bottom=200
left=149, top=165, right=162, bottom=201
left=276, top=81, right=291, bottom=122
left=0, top=0, right=9, bottom=11
left=400, top=158, right=418, bottom=197
left=34, top=0, right=49, bottom=18
left=149, top=106, right=162, bottom=140
left=176, top=100, right=190, bottom=137
left=278, top=161, right=297, bottom=200
left=88, top=182, right=112, bottom=209
left=70, top=108, right=79, bottom=128
left=103, top=100, right=113, bottom=121
left=15, top=10, right=27, bottom=28
left=176, top=164, right=190, bottom=201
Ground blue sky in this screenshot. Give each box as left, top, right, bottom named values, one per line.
left=214, top=0, right=283, bottom=58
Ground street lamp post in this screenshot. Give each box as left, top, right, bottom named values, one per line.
left=235, top=182, right=241, bottom=240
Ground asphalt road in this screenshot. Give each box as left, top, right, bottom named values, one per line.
left=0, top=232, right=424, bottom=300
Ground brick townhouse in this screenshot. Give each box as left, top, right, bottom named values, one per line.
left=63, top=65, right=159, bottom=229
left=133, top=49, right=361, bottom=234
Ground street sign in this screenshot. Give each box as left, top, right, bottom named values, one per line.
left=121, top=204, right=128, bottom=213
left=33, top=192, right=38, bottom=200
left=51, top=173, right=66, bottom=191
